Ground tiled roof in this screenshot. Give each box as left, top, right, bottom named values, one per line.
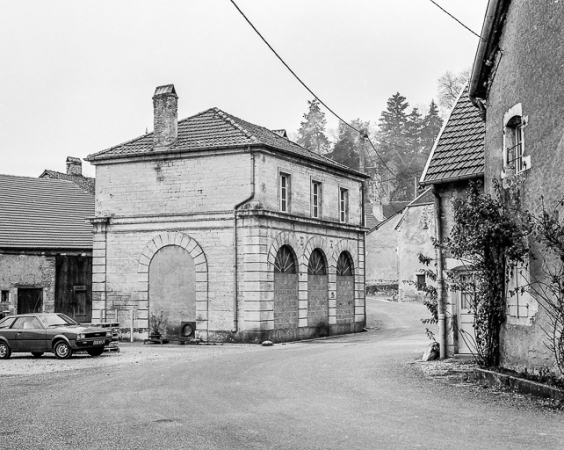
left=39, top=170, right=95, bottom=195
left=420, top=86, right=484, bottom=185
left=0, top=175, right=94, bottom=249
left=86, top=108, right=367, bottom=177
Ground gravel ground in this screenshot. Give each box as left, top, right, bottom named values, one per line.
left=0, top=341, right=260, bottom=378
left=415, top=357, right=564, bottom=411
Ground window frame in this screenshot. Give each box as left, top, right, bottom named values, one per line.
left=339, top=187, right=349, bottom=223
left=279, top=171, right=291, bottom=213
left=311, top=179, right=322, bottom=219
left=502, top=103, right=530, bottom=176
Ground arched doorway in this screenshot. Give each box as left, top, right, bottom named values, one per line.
left=273, top=245, right=299, bottom=331
left=307, top=249, right=328, bottom=332
left=336, top=251, right=354, bottom=325
left=149, top=245, right=196, bottom=338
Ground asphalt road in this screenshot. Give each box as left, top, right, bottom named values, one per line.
left=1, top=298, right=563, bottom=450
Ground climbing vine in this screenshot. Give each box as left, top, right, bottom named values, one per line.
left=529, top=197, right=564, bottom=376
left=445, top=180, right=531, bottom=367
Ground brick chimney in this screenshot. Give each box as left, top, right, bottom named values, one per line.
left=152, top=84, right=178, bottom=148
left=66, top=156, right=82, bottom=175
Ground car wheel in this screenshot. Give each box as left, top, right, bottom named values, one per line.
left=0, top=341, right=11, bottom=359
left=87, top=348, right=104, bottom=357
left=31, top=352, right=44, bottom=358
left=53, top=341, right=72, bottom=359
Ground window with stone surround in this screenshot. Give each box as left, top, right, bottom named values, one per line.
left=279, top=172, right=291, bottom=213
left=507, top=259, right=534, bottom=319
left=311, top=180, right=322, bottom=219
left=339, top=187, right=349, bottom=223
left=1, top=291, right=8, bottom=303
left=502, top=104, right=530, bottom=178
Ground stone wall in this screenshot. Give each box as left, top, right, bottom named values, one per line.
left=397, top=204, right=435, bottom=302
left=365, top=214, right=401, bottom=288
left=91, top=148, right=366, bottom=342
left=0, top=254, right=56, bottom=314
left=482, top=2, right=564, bottom=373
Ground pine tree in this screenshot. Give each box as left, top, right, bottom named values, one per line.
left=296, top=99, right=330, bottom=154
left=326, top=119, right=369, bottom=171
left=421, top=100, right=443, bottom=151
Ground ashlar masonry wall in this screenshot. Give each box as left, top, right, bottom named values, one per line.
left=91, top=151, right=253, bottom=339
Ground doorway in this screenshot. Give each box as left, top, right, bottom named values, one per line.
left=17, top=288, right=43, bottom=314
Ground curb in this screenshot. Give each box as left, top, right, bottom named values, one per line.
left=472, top=368, right=564, bottom=402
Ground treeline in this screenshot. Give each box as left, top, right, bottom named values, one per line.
left=295, top=93, right=443, bottom=204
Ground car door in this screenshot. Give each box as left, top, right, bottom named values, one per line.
left=0, top=317, right=18, bottom=348
left=11, top=317, right=48, bottom=351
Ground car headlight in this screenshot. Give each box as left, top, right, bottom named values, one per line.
left=106, top=331, right=112, bottom=337
left=77, top=333, right=85, bottom=340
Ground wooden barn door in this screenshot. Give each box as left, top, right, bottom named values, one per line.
left=17, top=288, right=43, bottom=314
left=336, top=252, right=355, bottom=325
left=273, top=245, right=298, bottom=332
left=55, top=255, right=93, bottom=323
left=307, top=249, right=328, bottom=333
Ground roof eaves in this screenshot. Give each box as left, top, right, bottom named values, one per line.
left=420, top=85, right=468, bottom=185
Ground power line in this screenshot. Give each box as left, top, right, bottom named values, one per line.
left=428, top=0, right=484, bottom=40
left=229, top=0, right=396, bottom=177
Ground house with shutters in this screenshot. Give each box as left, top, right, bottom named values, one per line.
left=0, top=174, right=94, bottom=322
left=467, top=0, right=564, bottom=374
left=419, top=85, right=485, bottom=358
left=85, top=84, right=368, bottom=342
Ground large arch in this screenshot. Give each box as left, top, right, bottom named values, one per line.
left=273, top=244, right=299, bottom=333
left=137, top=232, right=208, bottom=338
left=307, top=248, right=329, bottom=333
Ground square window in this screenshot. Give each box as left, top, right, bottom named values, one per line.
left=416, top=274, right=426, bottom=291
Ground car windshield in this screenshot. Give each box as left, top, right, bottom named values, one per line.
left=38, top=314, right=78, bottom=327
left=0, top=317, right=16, bottom=329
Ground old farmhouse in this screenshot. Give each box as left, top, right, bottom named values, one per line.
left=85, top=85, right=368, bottom=343
left=0, top=175, right=94, bottom=322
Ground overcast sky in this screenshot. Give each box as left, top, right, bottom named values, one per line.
left=0, top=0, right=488, bottom=178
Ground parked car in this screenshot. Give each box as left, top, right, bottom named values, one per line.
left=0, top=313, right=111, bottom=359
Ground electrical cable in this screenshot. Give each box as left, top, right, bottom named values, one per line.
left=229, top=0, right=397, bottom=177
left=427, top=0, right=484, bottom=40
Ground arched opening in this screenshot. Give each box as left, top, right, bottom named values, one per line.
left=149, top=245, right=196, bottom=338
left=336, top=251, right=354, bottom=325
left=273, top=245, right=299, bottom=332
left=307, top=249, right=329, bottom=332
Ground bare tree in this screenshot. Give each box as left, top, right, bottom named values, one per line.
left=437, top=68, right=470, bottom=112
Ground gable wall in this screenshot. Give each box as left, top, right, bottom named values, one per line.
left=94, top=152, right=253, bottom=217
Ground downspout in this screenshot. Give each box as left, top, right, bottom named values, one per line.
left=469, top=0, right=502, bottom=110
left=432, top=185, right=446, bottom=359
left=232, top=149, right=255, bottom=333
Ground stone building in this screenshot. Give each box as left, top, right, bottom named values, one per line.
left=419, top=85, right=484, bottom=358
left=39, top=156, right=95, bottom=194
left=365, top=189, right=435, bottom=302
left=0, top=175, right=94, bottom=321
left=85, top=84, right=368, bottom=342
left=468, top=1, right=564, bottom=373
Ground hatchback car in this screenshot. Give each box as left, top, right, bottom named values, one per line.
left=0, top=313, right=111, bottom=359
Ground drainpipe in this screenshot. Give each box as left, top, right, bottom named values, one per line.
left=469, top=0, right=502, bottom=109
left=432, top=185, right=446, bottom=359
left=232, top=149, right=256, bottom=333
